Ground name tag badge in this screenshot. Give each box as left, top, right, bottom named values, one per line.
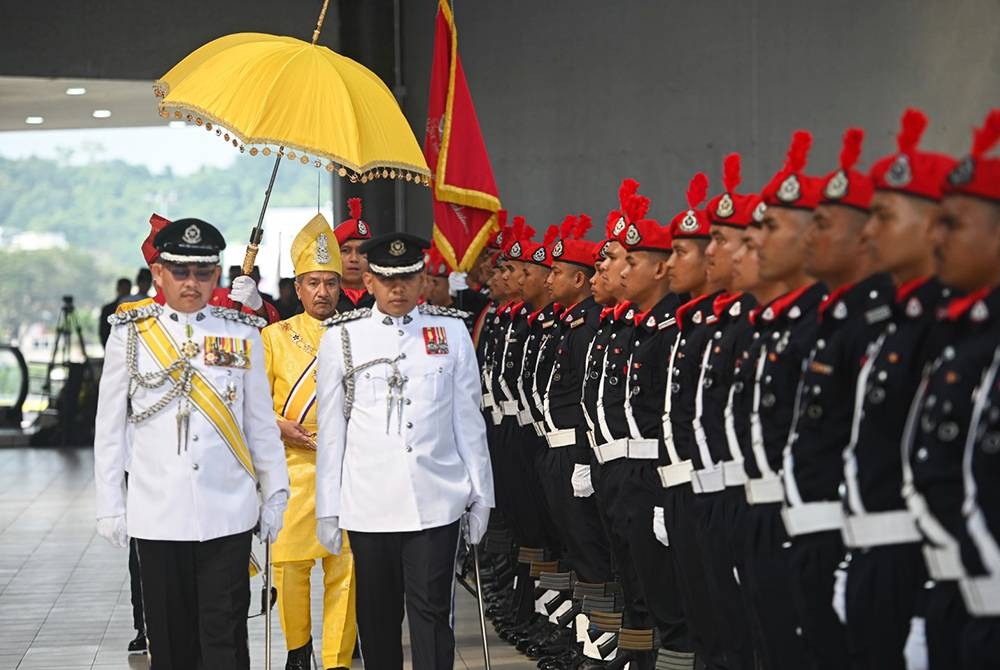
left=204, top=336, right=250, bottom=368
left=423, top=326, right=449, bottom=355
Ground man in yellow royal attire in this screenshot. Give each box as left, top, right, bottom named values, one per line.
left=262, top=213, right=357, bottom=670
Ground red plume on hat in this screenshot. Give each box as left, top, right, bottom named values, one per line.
left=551, top=213, right=599, bottom=268
left=606, top=178, right=651, bottom=243
left=487, top=208, right=509, bottom=250
left=335, top=197, right=372, bottom=244
left=707, top=153, right=757, bottom=227
left=820, top=128, right=874, bottom=211
left=424, top=244, right=450, bottom=278
left=142, top=213, right=172, bottom=265
left=760, top=130, right=824, bottom=209
left=669, top=173, right=712, bottom=239
left=871, top=108, right=956, bottom=201
left=944, top=108, right=1000, bottom=203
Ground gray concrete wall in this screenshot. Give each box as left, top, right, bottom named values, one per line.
left=400, top=0, right=1000, bottom=235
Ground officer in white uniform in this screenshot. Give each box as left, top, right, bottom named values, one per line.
left=315, top=232, right=494, bottom=670
left=93, top=218, right=290, bottom=670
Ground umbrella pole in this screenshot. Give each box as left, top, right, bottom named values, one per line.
left=241, top=149, right=284, bottom=275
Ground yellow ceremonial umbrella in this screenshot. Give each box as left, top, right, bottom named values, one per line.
left=153, top=0, right=430, bottom=272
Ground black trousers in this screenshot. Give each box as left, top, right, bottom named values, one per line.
left=598, top=459, right=691, bottom=653
left=350, top=521, right=461, bottom=670
left=741, top=503, right=809, bottom=670
left=845, top=542, right=926, bottom=670
left=125, top=472, right=145, bottom=632
left=962, top=617, right=1000, bottom=670
left=926, top=580, right=969, bottom=670
left=693, top=489, right=755, bottom=670
left=136, top=531, right=252, bottom=670
left=535, top=445, right=613, bottom=583
left=787, top=530, right=849, bottom=670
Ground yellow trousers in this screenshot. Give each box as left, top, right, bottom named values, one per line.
left=273, top=551, right=357, bottom=668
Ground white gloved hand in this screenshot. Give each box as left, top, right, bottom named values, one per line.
left=571, top=463, right=595, bottom=497
left=317, top=516, right=343, bottom=555
left=464, top=502, right=491, bottom=544
left=448, top=272, right=469, bottom=295
left=904, top=617, right=928, bottom=670
left=653, top=506, right=670, bottom=547
left=97, top=515, right=128, bottom=549
left=832, top=566, right=848, bottom=624
left=228, top=275, right=263, bottom=310
left=258, top=490, right=288, bottom=543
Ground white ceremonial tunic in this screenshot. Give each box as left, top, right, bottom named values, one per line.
left=315, top=305, right=494, bottom=533
left=94, top=301, right=289, bottom=541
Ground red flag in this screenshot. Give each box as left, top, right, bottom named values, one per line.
left=424, top=0, right=501, bottom=272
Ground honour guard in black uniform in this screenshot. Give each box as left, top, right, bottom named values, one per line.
left=333, top=197, right=376, bottom=314
left=314, top=232, right=494, bottom=670
left=94, top=218, right=291, bottom=670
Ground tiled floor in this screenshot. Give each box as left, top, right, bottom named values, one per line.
left=0, top=448, right=532, bottom=670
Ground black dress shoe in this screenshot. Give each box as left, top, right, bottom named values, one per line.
left=286, top=637, right=313, bottom=670
left=127, top=630, right=147, bottom=653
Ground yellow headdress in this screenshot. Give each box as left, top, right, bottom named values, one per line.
left=291, top=213, right=343, bottom=276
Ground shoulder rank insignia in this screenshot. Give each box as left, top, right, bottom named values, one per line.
left=210, top=306, right=268, bottom=329
left=108, top=298, right=161, bottom=326
left=419, top=304, right=472, bottom=320
left=321, top=307, right=372, bottom=328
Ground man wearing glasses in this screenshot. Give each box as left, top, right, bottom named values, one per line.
left=94, top=217, right=290, bottom=670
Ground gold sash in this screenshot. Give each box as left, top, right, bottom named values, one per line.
left=280, top=356, right=318, bottom=427
left=134, top=316, right=257, bottom=480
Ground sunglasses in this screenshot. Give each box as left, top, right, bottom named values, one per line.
left=163, top=264, right=217, bottom=281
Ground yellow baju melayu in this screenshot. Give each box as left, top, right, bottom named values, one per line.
left=262, top=213, right=356, bottom=668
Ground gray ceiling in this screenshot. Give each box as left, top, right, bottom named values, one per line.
left=0, top=76, right=164, bottom=132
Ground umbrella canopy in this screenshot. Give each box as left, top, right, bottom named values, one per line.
left=154, top=32, right=430, bottom=184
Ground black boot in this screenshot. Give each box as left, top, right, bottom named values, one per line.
left=286, top=637, right=313, bottom=670
left=127, top=629, right=147, bottom=653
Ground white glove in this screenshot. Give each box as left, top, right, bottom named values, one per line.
left=653, top=506, right=670, bottom=547
left=257, top=490, right=288, bottom=543
left=448, top=272, right=469, bottom=295
left=317, top=516, right=343, bottom=555
left=464, top=502, right=491, bottom=544
left=904, top=617, right=928, bottom=670
left=832, top=566, right=847, bottom=624
left=571, top=464, right=595, bottom=498
left=228, top=275, right=263, bottom=310
left=97, top=515, right=128, bottom=549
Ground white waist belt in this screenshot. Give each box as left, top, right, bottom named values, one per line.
left=489, top=408, right=502, bottom=425
left=517, top=409, right=534, bottom=427
left=593, top=438, right=658, bottom=464
left=586, top=430, right=597, bottom=451
left=922, top=543, right=964, bottom=581
left=960, top=576, right=1000, bottom=616
left=841, top=510, right=921, bottom=548
left=782, top=501, right=843, bottom=536
left=546, top=428, right=576, bottom=448
left=500, top=400, right=518, bottom=416
left=745, top=475, right=784, bottom=505
left=657, top=460, right=693, bottom=488
left=691, top=465, right=725, bottom=494
left=482, top=392, right=495, bottom=410
left=722, top=460, right=747, bottom=487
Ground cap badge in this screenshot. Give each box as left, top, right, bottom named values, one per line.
left=624, top=224, right=641, bottom=246
left=509, top=242, right=522, bottom=258
left=680, top=210, right=700, bottom=233
left=948, top=156, right=975, bottom=186
left=612, top=216, right=627, bottom=237
left=531, top=247, right=547, bottom=263
left=885, top=154, right=912, bottom=188
left=753, top=201, right=767, bottom=223
left=824, top=170, right=849, bottom=199
left=553, top=240, right=564, bottom=258
left=495, top=231, right=504, bottom=247
left=182, top=224, right=202, bottom=245
left=357, top=220, right=369, bottom=236
left=716, top=193, right=734, bottom=219
left=438, top=263, right=448, bottom=275
left=598, top=241, right=611, bottom=259
left=389, top=240, right=406, bottom=256
left=316, top=233, right=330, bottom=264
left=777, top=174, right=801, bottom=203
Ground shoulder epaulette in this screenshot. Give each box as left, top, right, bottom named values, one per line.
left=419, top=304, right=471, bottom=320
left=321, top=307, right=371, bottom=328
left=210, top=306, right=268, bottom=329
left=108, top=298, right=161, bottom=326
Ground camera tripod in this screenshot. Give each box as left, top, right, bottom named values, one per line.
left=42, top=296, right=94, bottom=446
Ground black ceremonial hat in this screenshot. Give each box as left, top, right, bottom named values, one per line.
left=360, top=232, right=430, bottom=276
left=153, top=218, right=226, bottom=264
